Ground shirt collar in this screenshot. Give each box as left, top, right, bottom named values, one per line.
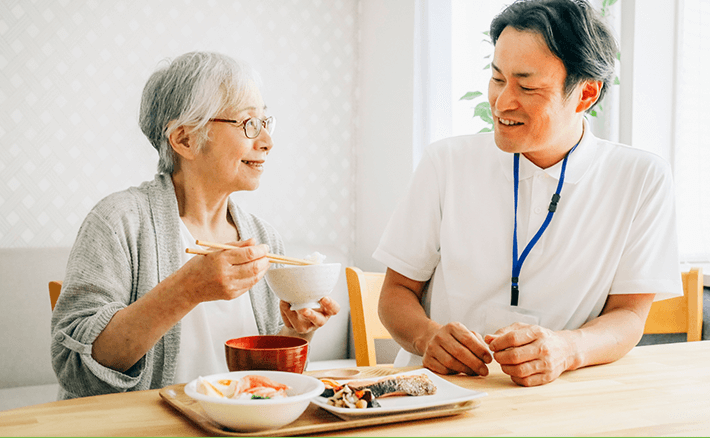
left=498, top=118, right=597, bottom=184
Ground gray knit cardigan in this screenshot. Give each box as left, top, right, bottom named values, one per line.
left=50, top=173, right=284, bottom=399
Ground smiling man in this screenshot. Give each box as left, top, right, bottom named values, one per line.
left=373, top=0, right=682, bottom=386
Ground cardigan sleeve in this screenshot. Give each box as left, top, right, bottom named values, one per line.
left=50, top=196, right=150, bottom=397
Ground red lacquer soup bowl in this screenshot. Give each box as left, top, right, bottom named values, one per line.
left=225, top=335, right=309, bottom=374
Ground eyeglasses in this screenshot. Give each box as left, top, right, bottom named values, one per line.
left=209, top=116, right=276, bottom=139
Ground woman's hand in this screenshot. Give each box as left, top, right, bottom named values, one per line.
left=279, top=297, right=340, bottom=334
left=180, top=238, right=270, bottom=305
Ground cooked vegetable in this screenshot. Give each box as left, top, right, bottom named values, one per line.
left=320, top=374, right=437, bottom=409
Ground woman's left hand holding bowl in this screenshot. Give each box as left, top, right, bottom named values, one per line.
left=279, top=297, right=340, bottom=334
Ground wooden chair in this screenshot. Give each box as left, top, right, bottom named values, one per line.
left=49, top=280, right=63, bottom=311
left=643, top=268, right=704, bottom=342
left=345, top=267, right=391, bottom=366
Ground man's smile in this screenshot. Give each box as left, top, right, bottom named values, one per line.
left=498, top=117, right=523, bottom=126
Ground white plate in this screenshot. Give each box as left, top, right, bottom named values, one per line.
left=311, top=368, right=486, bottom=418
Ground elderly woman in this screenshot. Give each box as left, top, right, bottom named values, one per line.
left=50, top=51, right=340, bottom=399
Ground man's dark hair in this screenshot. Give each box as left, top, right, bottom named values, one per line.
left=490, top=0, right=617, bottom=111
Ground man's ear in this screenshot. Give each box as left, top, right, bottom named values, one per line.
left=576, top=80, right=603, bottom=113
left=168, top=125, right=197, bottom=161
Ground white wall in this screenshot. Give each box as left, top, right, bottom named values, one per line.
left=0, top=0, right=359, bottom=258
left=0, top=0, right=421, bottom=273
left=353, top=0, right=416, bottom=272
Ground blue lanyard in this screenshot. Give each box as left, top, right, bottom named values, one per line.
left=511, top=142, right=579, bottom=306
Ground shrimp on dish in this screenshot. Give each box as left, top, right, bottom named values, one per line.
left=199, top=375, right=291, bottom=400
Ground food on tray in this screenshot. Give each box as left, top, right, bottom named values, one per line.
left=196, top=374, right=291, bottom=400
left=320, top=374, right=437, bottom=409
left=326, top=384, right=380, bottom=409
left=347, top=374, right=438, bottom=398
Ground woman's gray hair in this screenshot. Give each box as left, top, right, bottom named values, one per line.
left=139, top=51, right=261, bottom=174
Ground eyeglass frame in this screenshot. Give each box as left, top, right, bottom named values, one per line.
left=208, top=116, right=275, bottom=139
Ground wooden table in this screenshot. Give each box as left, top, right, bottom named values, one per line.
left=2, top=341, right=709, bottom=436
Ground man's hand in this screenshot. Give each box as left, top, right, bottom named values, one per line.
left=279, top=296, right=340, bottom=334
left=485, top=322, right=574, bottom=386
left=420, top=322, right=492, bottom=376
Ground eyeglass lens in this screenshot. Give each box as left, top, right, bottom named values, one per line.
left=245, top=117, right=275, bottom=139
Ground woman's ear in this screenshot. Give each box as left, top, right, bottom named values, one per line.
left=576, top=80, right=603, bottom=113
left=168, top=125, right=197, bottom=161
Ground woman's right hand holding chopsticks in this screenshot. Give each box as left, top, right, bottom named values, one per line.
left=180, top=238, right=271, bottom=304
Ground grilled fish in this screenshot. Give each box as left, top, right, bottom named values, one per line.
left=321, top=374, right=437, bottom=399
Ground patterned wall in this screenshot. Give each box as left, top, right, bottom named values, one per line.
left=0, top=0, right=358, bottom=256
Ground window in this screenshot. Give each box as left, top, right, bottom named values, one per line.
left=451, top=0, right=509, bottom=137
left=674, top=0, right=710, bottom=262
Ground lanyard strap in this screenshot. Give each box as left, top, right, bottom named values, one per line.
left=511, top=143, right=579, bottom=306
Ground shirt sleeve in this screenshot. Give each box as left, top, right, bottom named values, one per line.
left=609, top=157, right=683, bottom=301
left=373, top=146, right=444, bottom=282
left=50, top=204, right=148, bottom=397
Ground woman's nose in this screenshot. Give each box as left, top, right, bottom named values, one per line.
left=255, top=129, right=273, bottom=152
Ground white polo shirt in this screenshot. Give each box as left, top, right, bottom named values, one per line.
left=373, top=122, right=682, bottom=366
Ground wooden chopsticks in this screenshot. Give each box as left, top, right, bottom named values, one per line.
left=185, top=240, right=316, bottom=266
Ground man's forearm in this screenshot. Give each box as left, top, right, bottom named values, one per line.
left=563, top=293, right=655, bottom=371
left=378, top=269, right=438, bottom=356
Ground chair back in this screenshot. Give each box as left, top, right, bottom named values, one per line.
left=345, top=267, right=391, bottom=366
left=49, top=280, right=63, bottom=311
left=643, top=268, right=703, bottom=341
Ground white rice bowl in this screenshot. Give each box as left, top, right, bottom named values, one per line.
left=184, top=370, right=325, bottom=432
left=265, top=263, right=341, bottom=310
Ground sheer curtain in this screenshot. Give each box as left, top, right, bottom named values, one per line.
left=674, top=0, right=710, bottom=263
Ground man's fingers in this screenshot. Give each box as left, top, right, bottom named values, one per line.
left=422, top=343, right=476, bottom=375
left=486, top=323, right=539, bottom=352
left=493, top=341, right=539, bottom=365
left=452, top=328, right=492, bottom=364
left=423, top=324, right=491, bottom=376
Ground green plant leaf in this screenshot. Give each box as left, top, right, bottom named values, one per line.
left=478, top=127, right=493, bottom=133
left=460, top=91, right=482, bottom=101
left=590, top=110, right=597, bottom=117
left=473, top=102, right=492, bottom=124
left=613, top=76, right=620, bottom=85
left=483, top=63, right=490, bottom=70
